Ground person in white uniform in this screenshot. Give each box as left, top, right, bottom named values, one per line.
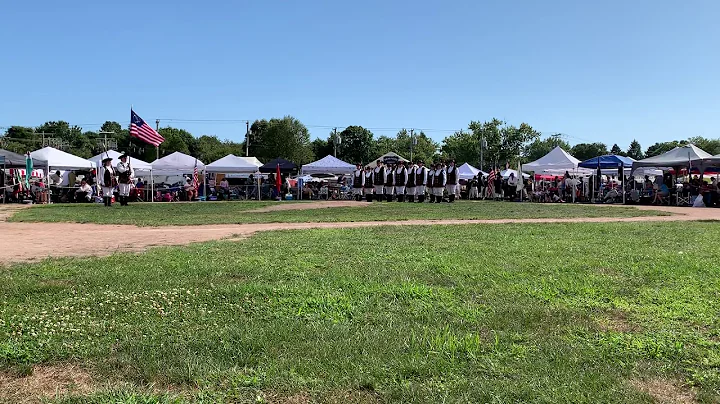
left=116, top=153, right=134, bottom=206
left=414, top=161, right=427, bottom=203
left=363, top=166, right=374, bottom=202
left=427, top=163, right=436, bottom=203
left=372, top=161, right=386, bottom=202
left=445, top=160, right=459, bottom=203
left=432, top=162, right=446, bottom=203
left=352, top=163, right=364, bottom=201
left=99, top=157, right=116, bottom=207
left=405, top=161, right=417, bottom=202
left=393, top=160, right=409, bottom=202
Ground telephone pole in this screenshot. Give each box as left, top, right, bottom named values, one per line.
left=333, top=128, right=339, bottom=157
left=245, top=121, right=250, bottom=156
left=410, top=129, right=415, bottom=162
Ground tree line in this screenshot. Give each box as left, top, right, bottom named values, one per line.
left=2, top=116, right=719, bottom=170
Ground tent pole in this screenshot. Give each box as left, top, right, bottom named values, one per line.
left=622, top=164, right=626, bottom=204
left=150, top=169, right=154, bottom=202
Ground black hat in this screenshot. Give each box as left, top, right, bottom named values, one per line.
left=102, top=157, right=113, bottom=163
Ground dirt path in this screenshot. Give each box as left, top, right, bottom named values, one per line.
left=0, top=204, right=718, bottom=265
left=247, top=200, right=371, bottom=213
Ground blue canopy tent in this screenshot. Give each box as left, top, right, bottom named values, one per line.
left=579, top=155, right=635, bottom=204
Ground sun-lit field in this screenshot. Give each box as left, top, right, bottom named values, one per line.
left=1, top=222, right=718, bottom=403
left=8, top=200, right=667, bottom=226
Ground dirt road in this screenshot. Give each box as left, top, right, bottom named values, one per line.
left=0, top=203, right=717, bottom=265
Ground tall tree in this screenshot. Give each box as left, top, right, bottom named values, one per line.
left=610, top=143, right=625, bottom=156
left=158, top=127, right=195, bottom=156
left=626, top=139, right=644, bottom=160
left=374, top=136, right=397, bottom=156
left=644, top=140, right=687, bottom=158
left=336, top=125, right=376, bottom=164
left=395, top=129, right=438, bottom=164
left=523, top=135, right=572, bottom=163
left=311, top=138, right=333, bottom=160
left=440, top=130, right=478, bottom=166
left=570, top=143, right=608, bottom=161
left=687, top=136, right=720, bottom=155
left=249, top=116, right=314, bottom=164
left=468, top=119, right=540, bottom=168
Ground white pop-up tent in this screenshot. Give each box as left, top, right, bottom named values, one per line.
left=500, top=169, right=530, bottom=179
left=301, top=155, right=355, bottom=175
left=457, top=163, right=486, bottom=180
left=151, top=151, right=205, bottom=174
left=30, top=147, right=95, bottom=170
left=89, top=150, right=152, bottom=173
left=367, top=152, right=409, bottom=168
left=240, top=156, right=263, bottom=167
left=523, top=146, right=581, bottom=172
left=206, top=154, right=260, bottom=173
left=631, top=144, right=712, bottom=173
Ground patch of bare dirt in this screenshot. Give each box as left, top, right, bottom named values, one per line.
left=247, top=200, right=371, bottom=213
left=596, top=310, right=641, bottom=333
left=0, top=364, right=93, bottom=403
left=631, top=377, right=697, bottom=403
left=0, top=204, right=719, bottom=266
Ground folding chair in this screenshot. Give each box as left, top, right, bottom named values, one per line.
left=675, top=193, right=691, bottom=206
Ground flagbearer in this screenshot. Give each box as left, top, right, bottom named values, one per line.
left=363, top=166, right=374, bottom=202
left=116, top=153, right=134, bottom=206
left=373, top=160, right=385, bottom=202
left=394, top=160, right=408, bottom=202
left=384, top=162, right=395, bottom=202
left=352, top=163, right=364, bottom=201
left=433, top=162, right=445, bottom=203
left=100, top=157, right=116, bottom=207
left=406, top=161, right=417, bottom=202
left=415, top=160, right=427, bottom=203
left=445, top=160, right=458, bottom=203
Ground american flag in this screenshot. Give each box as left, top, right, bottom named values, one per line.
left=193, top=159, right=199, bottom=190
left=130, top=109, right=164, bottom=147
left=487, top=168, right=496, bottom=196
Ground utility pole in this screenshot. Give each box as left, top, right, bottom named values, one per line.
left=98, top=131, right=115, bottom=151
left=410, top=129, right=415, bottom=162
left=155, top=120, right=160, bottom=160
left=333, top=128, right=338, bottom=157
left=245, top=121, right=250, bottom=156
left=480, top=136, right=486, bottom=171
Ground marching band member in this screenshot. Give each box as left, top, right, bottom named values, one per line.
left=406, top=161, right=417, bottom=202
left=394, top=160, right=408, bottom=202
left=373, top=160, right=385, bottom=202
left=99, top=156, right=116, bottom=207
left=352, top=163, right=364, bottom=201
left=116, top=153, right=134, bottom=206
left=415, top=160, right=427, bottom=203
left=433, top=162, right=446, bottom=203
left=364, top=166, right=374, bottom=202
left=427, top=163, right=436, bottom=203
left=384, top=162, right=395, bottom=202
left=445, top=159, right=458, bottom=203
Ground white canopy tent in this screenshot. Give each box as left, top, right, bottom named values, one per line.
left=240, top=156, right=263, bottom=167
left=367, top=152, right=409, bottom=168
left=89, top=150, right=152, bottom=173
left=523, top=146, right=581, bottom=172
left=457, top=163, right=487, bottom=180
left=301, top=155, right=355, bottom=175
left=631, top=144, right=712, bottom=173
left=30, top=147, right=95, bottom=171
left=206, top=154, right=260, bottom=173
left=499, top=168, right=530, bottom=179
left=151, top=152, right=205, bottom=174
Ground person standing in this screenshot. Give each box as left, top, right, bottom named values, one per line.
left=432, top=162, right=446, bottom=203
left=373, top=160, right=385, bottom=202
left=363, top=166, right=374, bottom=202
left=116, top=153, right=134, bottom=206
left=352, top=163, right=364, bottom=201
left=99, top=157, right=116, bottom=207
left=507, top=172, right=518, bottom=200
left=415, top=161, right=427, bottom=203
left=469, top=176, right=479, bottom=200
left=406, top=161, right=417, bottom=202
left=445, top=160, right=458, bottom=203
left=394, top=160, right=408, bottom=202
left=427, top=163, right=436, bottom=203
left=384, top=162, right=395, bottom=202
left=493, top=171, right=503, bottom=201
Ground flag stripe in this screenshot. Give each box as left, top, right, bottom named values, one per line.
left=130, top=123, right=164, bottom=146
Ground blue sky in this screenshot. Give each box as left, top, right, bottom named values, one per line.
left=1, top=0, right=718, bottom=149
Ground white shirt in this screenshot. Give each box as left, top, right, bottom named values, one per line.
left=693, top=195, right=706, bottom=207
left=78, top=183, right=92, bottom=193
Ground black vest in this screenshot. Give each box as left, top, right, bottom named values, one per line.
left=103, top=167, right=115, bottom=187
left=407, top=168, right=416, bottom=187
left=394, top=167, right=406, bottom=186
left=433, top=170, right=445, bottom=187
left=364, top=173, right=373, bottom=188
left=385, top=170, right=394, bottom=186
left=373, top=168, right=385, bottom=184
left=353, top=171, right=363, bottom=188
left=447, top=166, right=458, bottom=185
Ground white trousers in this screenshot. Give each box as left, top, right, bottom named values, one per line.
left=416, top=185, right=426, bottom=196
left=433, top=187, right=444, bottom=197
left=374, top=185, right=384, bottom=195
left=469, top=188, right=479, bottom=199
left=394, top=186, right=405, bottom=195
left=101, top=187, right=114, bottom=197
left=364, top=188, right=374, bottom=195
left=406, top=187, right=416, bottom=196
left=118, top=183, right=131, bottom=197
left=445, top=184, right=457, bottom=195
left=353, top=187, right=363, bottom=195
left=385, top=186, right=394, bottom=195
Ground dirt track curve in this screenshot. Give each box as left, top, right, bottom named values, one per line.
left=0, top=203, right=718, bottom=265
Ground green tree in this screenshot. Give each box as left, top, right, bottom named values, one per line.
left=626, top=139, right=644, bottom=160
left=644, top=140, right=687, bottom=158
left=374, top=136, right=397, bottom=156
left=336, top=126, right=376, bottom=164
left=440, top=130, right=478, bottom=166
left=610, top=144, right=626, bottom=156
left=687, top=136, right=720, bottom=155
left=158, top=127, right=195, bottom=156
left=570, top=143, right=608, bottom=161
left=523, top=135, right=572, bottom=163
left=394, top=129, right=438, bottom=164
left=195, top=135, right=227, bottom=163
left=249, top=116, right=314, bottom=164
left=1, top=126, right=38, bottom=153
left=311, top=138, right=333, bottom=160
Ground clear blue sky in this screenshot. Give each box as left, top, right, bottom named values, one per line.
left=2, top=0, right=718, bottom=149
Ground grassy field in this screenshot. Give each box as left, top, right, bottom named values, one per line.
left=8, top=200, right=668, bottom=226
left=1, top=222, right=719, bottom=403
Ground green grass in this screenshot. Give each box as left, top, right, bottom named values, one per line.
left=8, top=200, right=667, bottom=226
left=2, top=222, right=719, bottom=403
